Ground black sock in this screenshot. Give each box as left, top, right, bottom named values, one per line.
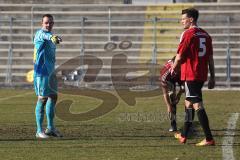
left=171, top=119, right=176, bottom=127
left=182, top=122, right=192, bottom=137
left=192, top=109, right=195, bottom=121
left=197, top=108, right=213, bottom=141
left=181, top=108, right=193, bottom=138
left=171, top=104, right=177, bottom=128
left=172, top=104, right=177, bottom=115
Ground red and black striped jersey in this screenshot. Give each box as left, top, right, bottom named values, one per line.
left=159, top=59, right=182, bottom=86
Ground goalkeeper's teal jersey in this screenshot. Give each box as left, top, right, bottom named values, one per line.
left=33, top=29, right=56, bottom=77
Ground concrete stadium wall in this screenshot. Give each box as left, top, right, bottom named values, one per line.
left=218, top=0, right=239, bottom=2
left=0, top=0, right=123, bottom=4
left=0, top=3, right=240, bottom=88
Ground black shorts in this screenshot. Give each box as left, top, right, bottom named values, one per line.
left=184, top=81, right=204, bottom=104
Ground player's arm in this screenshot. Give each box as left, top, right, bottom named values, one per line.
left=171, top=54, right=181, bottom=75
left=161, top=82, right=173, bottom=113
left=37, top=31, right=62, bottom=44
left=171, top=32, right=189, bottom=75
left=175, top=84, right=184, bottom=104
left=208, top=53, right=215, bottom=89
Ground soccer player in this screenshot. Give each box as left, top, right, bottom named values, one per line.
left=171, top=8, right=215, bottom=146
left=160, top=56, right=184, bottom=132
left=33, top=14, right=62, bottom=138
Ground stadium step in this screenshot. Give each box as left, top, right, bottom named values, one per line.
left=1, top=3, right=240, bottom=87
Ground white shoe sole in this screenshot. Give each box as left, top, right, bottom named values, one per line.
left=36, top=133, right=49, bottom=139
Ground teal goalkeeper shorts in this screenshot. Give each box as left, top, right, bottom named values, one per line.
left=34, top=75, right=58, bottom=96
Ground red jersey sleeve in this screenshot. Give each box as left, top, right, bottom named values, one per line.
left=177, top=31, right=191, bottom=62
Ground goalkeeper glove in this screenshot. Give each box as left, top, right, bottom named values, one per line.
left=51, top=35, right=62, bottom=44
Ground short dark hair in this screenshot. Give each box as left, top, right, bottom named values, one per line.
left=182, top=8, right=199, bottom=22
left=42, top=14, right=54, bottom=21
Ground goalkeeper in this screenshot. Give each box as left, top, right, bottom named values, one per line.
left=33, top=14, right=62, bottom=138
left=160, top=56, right=192, bottom=132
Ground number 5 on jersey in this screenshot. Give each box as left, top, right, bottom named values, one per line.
left=199, top=38, right=206, bottom=57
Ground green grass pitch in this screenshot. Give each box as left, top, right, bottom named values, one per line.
left=0, top=89, right=239, bottom=160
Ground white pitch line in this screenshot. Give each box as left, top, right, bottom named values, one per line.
left=0, top=91, right=33, bottom=102
left=222, top=113, right=239, bottom=160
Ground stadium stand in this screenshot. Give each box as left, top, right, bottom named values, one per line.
left=0, top=2, right=240, bottom=88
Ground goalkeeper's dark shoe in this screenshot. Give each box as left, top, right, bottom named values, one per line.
left=196, top=139, right=215, bottom=146
left=174, top=132, right=186, bottom=144
left=45, top=128, right=63, bottom=137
